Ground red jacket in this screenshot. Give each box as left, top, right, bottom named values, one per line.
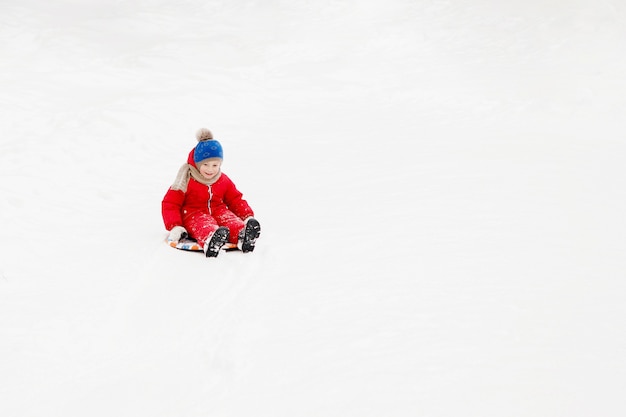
left=161, top=150, right=254, bottom=231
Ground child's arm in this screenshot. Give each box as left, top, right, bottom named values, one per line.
left=162, top=188, right=186, bottom=230
left=222, top=176, right=255, bottom=220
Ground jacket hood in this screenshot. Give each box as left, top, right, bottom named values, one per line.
left=187, top=148, right=196, bottom=167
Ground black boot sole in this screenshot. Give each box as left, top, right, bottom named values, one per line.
left=241, top=219, right=261, bottom=253
left=205, top=227, right=230, bottom=257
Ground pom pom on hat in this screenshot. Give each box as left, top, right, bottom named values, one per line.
left=196, top=128, right=213, bottom=141
left=193, top=128, right=223, bottom=163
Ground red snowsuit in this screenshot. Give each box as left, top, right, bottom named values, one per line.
left=162, top=150, right=254, bottom=246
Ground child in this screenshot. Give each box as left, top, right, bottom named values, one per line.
left=162, top=128, right=261, bottom=257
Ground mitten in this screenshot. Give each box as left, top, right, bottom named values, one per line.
left=167, top=225, right=188, bottom=242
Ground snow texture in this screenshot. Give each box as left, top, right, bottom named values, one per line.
left=1, top=0, right=625, bottom=416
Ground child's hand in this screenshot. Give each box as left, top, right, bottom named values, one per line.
left=167, top=225, right=188, bottom=242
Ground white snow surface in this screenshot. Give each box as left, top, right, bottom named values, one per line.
left=1, top=0, right=626, bottom=416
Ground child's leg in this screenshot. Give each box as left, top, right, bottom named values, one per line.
left=183, top=212, right=219, bottom=247
left=215, top=210, right=261, bottom=252
left=214, top=210, right=245, bottom=244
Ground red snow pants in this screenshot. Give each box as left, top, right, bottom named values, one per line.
left=183, top=209, right=245, bottom=246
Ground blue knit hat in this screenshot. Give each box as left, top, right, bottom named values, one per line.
left=193, top=128, right=223, bottom=163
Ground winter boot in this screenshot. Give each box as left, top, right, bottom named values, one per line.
left=238, top=218, right=261, bottom=253
left=204, top=226, right=230, bottom=257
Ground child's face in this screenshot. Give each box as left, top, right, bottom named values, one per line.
left=198, top=159, right=222, bottom=180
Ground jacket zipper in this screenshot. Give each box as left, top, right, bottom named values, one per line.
left=207, top=185, right=213, bottom=215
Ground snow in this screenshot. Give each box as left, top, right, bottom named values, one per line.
left=1, top=0, right=625, bottom=415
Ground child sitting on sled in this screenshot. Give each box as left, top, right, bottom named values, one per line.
left=162, top=128, right=261, bottom=257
